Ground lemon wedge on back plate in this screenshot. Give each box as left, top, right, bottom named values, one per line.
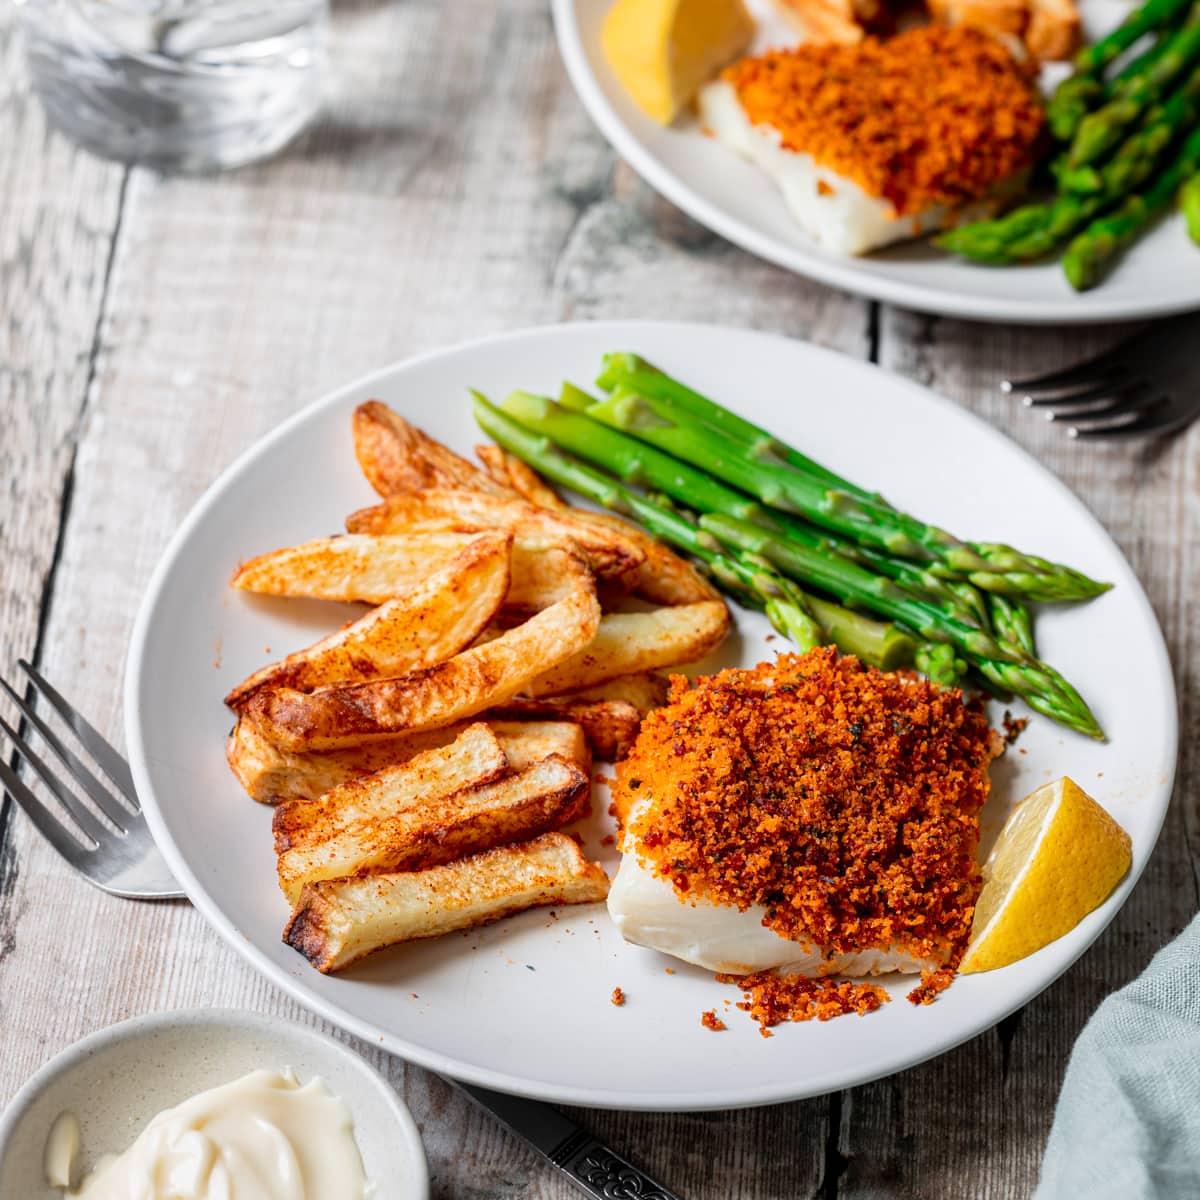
left=602, top=0, right=755, bottom=125
left=960, top=777, right=1132, bottom=974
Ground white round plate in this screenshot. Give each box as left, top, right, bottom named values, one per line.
left=127, top=321, right=1175, bottom=1110
left=552, top=0, right=1200, bottom=324
left=0, top=1009, right=428, bottom=1198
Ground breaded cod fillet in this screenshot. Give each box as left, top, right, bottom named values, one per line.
left=608, top=650, right=1001, bottom=977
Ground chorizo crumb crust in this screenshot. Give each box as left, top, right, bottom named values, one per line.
left=719, top=972, right=890, bottom=1035
left=614, top=649, right=997, bottom=1002
left=723, top=26, right=1044, bottom=218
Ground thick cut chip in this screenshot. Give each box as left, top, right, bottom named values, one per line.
left=284, top=833, right=610, bottom=973
left=234, top=532, right=585, bottom=616
left=346, top=490, right=643, bottom=582
left=276, top=754, right=590, bottom=903
left=524, top=602, right=729, bottom=697
left=475, top=444, right=569, bottom=511
left=228, top=716, right=587, bottom=804
left=272, top=723, right=509, bottom=853
left=230, top=533, right=479, bottom=604
left=585, top=512, right=722, bottom=606
left=227, top=717, right=465, bottom=804
left=225, top=534, right=511, bottom=709
left=486, top=720, right=590, bottom=776
left=354, top=400, right=512, bottom=498
left=242, top=559, right=600, bottom=750
left=491, top=699, right=645, bottom=762
left=506, top=537, right=592, bottom=611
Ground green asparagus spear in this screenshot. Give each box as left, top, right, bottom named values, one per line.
left=803, top=594, right=919, bottom=671
left=1067, top=9, right=1200, bottom=168
left=1182, top=171, right=1200, bottom=241
left=698, top=512, right=1104, bottom=739
left=938, top=202, right=1070, bottom=261
left=1064, top=124, right=1200, bottom=287
left=1074, top=0, right=1194, bottom=74
left=471, top=392, right=917, bottom=669
left=595, top=352, right=865, bottom=498
left=988, top=593, right=1036, bottom=656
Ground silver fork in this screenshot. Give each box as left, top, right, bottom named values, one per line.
left=0, top=660, right=183, bottom=899
left=0, top=664, right=683, bottom=1199
left=1001, top=313, right=1200, bottom=440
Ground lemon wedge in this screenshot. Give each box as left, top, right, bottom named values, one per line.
left=601, top=0, right=755, bottom=125
left=960, top=777, right=1131, bottom=974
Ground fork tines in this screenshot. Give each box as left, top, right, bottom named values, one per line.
left=0, top=661, right=138, bottom=861
left=1001, top=316, right=1200, bottom=440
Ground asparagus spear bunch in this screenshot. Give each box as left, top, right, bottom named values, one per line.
left=1066, top=6, right=1200, bottom=168
left=1048, top=0, right=1193, bottom=140
left=471, top=359, right=1109, bottom=740
left=1063, top=124, right=1200, bottom=287
left=586, top=361, right=1108, bottom=601
left=1056, top=65, right=1200, bottom=194
left=590, top=355, right=1104, bottom=600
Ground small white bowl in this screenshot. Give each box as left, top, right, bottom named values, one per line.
left=0, top=1008, right=429, bottom=1198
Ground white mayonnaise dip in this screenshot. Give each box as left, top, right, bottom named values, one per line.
left=47, top=1068, right=372, bottom=1200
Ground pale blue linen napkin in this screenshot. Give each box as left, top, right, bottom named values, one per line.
left=1035, top=911, right=1200, bottom=1199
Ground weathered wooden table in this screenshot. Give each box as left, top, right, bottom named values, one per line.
left=2, top=4, right=1197, bottom=1196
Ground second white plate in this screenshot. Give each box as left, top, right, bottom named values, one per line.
left=553, top=0, right=1200, bottom=324
left=126, top=321, right=1175, bottom=1110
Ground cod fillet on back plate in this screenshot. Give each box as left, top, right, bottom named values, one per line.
left=607, top=648, right=1002, bottom=982
left=698, top=25, right=1044, bottom=256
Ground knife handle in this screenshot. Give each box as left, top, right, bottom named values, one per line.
left=549, top=1130, right=683, bottom=1200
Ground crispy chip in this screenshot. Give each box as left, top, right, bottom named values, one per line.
left=272, top=723, right=508, bottom=853
left=524, top=602, right=729, bottom=697
left=228, top=715, right=589, bottom=804
left=225, top=534, right=510, bottom=709
left=354, top=400, right=511, bottom=497
left=230, top=533, right=480, bottom=603
left=475, top=444, right=569, bottom=511
left=283, top=833, right=609, bottom=973
left=276, top=754, right=589, bottom=903
left=345, top=489, right=643, bottom=582
left=491, top=698, right=644, bottom=762
left=242, top=552, right=600, bottom=750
